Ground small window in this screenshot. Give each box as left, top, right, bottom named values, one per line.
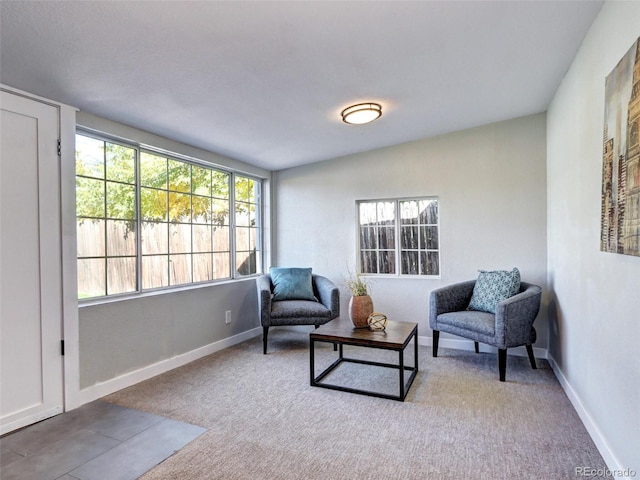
left=357, top=198, right=440, bottom=276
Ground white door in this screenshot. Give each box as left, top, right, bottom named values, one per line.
left=0, top=90, right=64, bottom=434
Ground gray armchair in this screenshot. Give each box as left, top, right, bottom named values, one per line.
left=429, top=280, right=542, bottom=381
left=257, top=274, right=339, bottom=354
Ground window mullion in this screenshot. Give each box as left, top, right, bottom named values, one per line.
left=165, top=160, right=170, bottom=286
left=230, top=173, right=237, bottom=278
left=135, top=146, right=142, bottom=293
left=103, top=142, right=109, bottom=296
left=394, top=200, right=401, bottom=276
left=256, top=183, right=263, bottom=274
left=189, top=165, right=194, bottom=284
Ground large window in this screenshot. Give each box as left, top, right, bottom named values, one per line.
left=76, top=132, right=262, bottom=299
left=357, top=198, right=439, bottom=276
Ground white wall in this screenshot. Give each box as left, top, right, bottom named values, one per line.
left=76, top=113, right=270, bottom=396
left=546, top=1, right=640, bottom=472
left=79, top=279, right=258, bottom=389
left=274, top=113, right=548, bottom=352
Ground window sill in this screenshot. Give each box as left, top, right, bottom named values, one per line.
left=78, top=275, right=259, bottom=308
left=358, top=274, right=441, bottom=280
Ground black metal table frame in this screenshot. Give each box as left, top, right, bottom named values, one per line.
left=310, top=326, right=418, bottom=402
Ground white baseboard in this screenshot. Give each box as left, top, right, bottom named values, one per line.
left=417, top=334, right=548, bottom=359
left=547, top=354, right=624, bottom=474
left=78, top=327, right=262, bottom=405
left=1, top=405, right=63, bottom=436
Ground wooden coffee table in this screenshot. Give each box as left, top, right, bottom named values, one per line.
left=310, top=318, right=418, bottom=401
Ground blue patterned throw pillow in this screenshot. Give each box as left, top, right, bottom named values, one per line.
left=270, top=267, right=317, bottom=302
left=467, top=268, right=521, bottom=314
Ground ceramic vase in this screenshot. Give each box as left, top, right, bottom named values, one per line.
left=349, top=294, right=374, bottom=328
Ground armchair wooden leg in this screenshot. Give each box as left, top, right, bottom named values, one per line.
left=474, top=341, right=479, bottom=354
left=526, top=344, right=537, bottom=369
left=263, top=326, right=269, bottom=354
left=498, top=349, right=507, bottom=382
left=432, top=330, right=440, bottom=357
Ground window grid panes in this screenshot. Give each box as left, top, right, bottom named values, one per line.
left=76, top=132, right=262, bottom=300
left=358, top=198, right=439, bottom=276
left=358, top=201, right=396, bottom=274
left=76, top=135, right=137, bottom=298
left=234, top=176, right=261, bottom=276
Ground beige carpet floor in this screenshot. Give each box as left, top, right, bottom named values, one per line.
left=103, top=328, right=607, bottom=479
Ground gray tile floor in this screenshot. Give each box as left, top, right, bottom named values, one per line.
left=0, top=400, right=206, bottom=480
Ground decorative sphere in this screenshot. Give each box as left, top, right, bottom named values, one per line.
left=367, top=312, right=388, bottom=330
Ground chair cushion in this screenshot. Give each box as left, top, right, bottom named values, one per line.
left=467, top=268, right=520, bottom=314
left=438, top=311, right=496, bottom=337
left=271, top=300, right=331, bottom=321
left=270, top=267, right=317, bottom=302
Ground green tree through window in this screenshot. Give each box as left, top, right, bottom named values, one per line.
left=76, top=132, right=262, bottom=299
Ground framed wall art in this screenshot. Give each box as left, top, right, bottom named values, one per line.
left=601, top=36, right=640, bottom=257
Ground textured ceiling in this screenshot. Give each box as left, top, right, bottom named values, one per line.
left=0, top=1, right=603, bottom=170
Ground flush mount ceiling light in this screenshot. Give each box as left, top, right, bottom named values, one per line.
left=341, top=102, right=382, bottom=125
